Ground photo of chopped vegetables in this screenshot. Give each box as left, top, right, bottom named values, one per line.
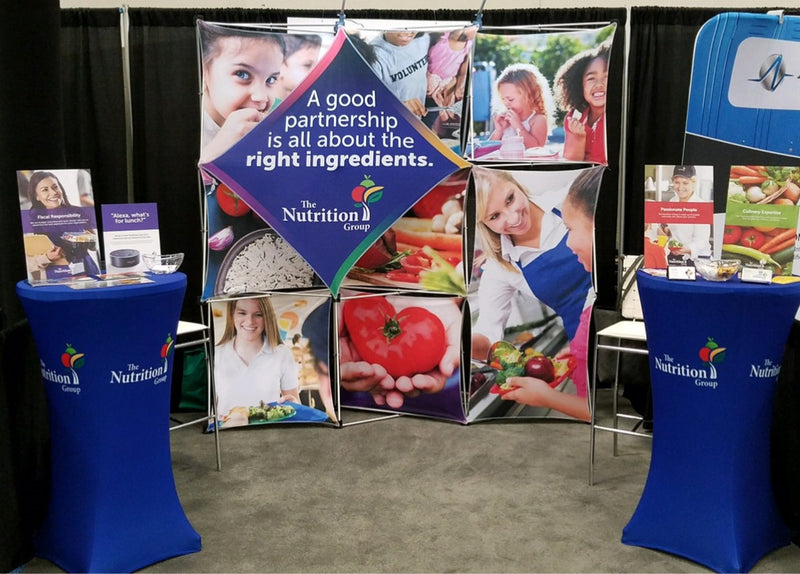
left=344, top=172, right=468, bottom=295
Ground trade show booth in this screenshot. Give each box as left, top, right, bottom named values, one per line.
left=3, top=3, right=800, bottom=574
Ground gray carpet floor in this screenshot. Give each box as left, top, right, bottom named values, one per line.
left=21, top=400, right=800, bottom=573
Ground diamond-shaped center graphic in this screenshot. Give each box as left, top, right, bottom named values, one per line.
left=201, top=29, right=469, bottom=295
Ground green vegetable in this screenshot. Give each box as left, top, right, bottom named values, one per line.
left=727, top=192, right=747, bottom=203
left=772, top=245, right=797, bottom=265
left=418, top=245, right=466, bottom=295
left=721, top=244, right=781, bottom=270
left=495, top=364, right=524, bottom=386
left=247, top=401, right=295, bottom=423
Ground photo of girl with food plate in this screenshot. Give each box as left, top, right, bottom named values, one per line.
left=210, top=294, right=336, bottom=429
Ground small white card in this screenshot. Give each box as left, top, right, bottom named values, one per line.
left=740, top=265, right=773, bottom=283
left=667, top=265, right=696, bottom=281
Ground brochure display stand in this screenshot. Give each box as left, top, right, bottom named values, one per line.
left=622, top=271, right=800, bottom=573
left=16, top=273, right=201, bottom=573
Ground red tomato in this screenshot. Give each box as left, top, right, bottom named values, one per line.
left=385, top=270, right=420, bottom=283
left=740, top=228, right=765, bottom=250
left=216, top=183, right=251, bottom=217
left=342, top=298, right=446, bottom=377
left=399, top=252, right=432, bottom=275
left=722, top=225, right=742, bottom=245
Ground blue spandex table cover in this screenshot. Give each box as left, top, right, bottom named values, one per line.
left=622, top=271, right=800, bottom=573
left=17, top=273, right=201, bottom=573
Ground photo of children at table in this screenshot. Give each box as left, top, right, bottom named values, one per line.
left=553, top=37, right=612, bottom=164
left=488, top=63, right=555, bottom=151
left=469, top=166, right=603, bottom=421
left=468, top=25, right=616, bottom=162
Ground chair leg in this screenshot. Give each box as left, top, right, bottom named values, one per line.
left=612, top=342, right=622, bottom=457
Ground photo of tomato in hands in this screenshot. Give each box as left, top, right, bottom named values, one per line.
left=338, top=293, right=463, bottom=415
left=342, top=297, right=447, bottom=378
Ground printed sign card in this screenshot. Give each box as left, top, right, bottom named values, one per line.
left=643, top=164, right=714, bottom=269
left=101, top=203, right=161, bottom=273
left=723, top=164, right=799, bottom=277
left=19, top=169, right=101, bottom=284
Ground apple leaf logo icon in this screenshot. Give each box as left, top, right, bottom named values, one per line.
left=60, top=343, right=85, bottom=370
left=698, top=337, right=726, bottom=378
left=350, top=175, right=384, bottom=222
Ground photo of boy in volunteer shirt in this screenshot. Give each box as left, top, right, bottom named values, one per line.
left=351, top=29, right=431, bottom=119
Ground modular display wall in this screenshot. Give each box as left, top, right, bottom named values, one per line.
left=196, top=17, right=616, bottom=427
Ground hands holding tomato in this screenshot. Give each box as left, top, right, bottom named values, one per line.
left=339, top=295, right=462, bottom=409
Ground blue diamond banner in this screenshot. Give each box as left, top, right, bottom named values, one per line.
left=200, top=29, right=470, bottom=295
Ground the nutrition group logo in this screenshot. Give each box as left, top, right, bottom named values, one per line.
left=350, top=175, right=384, bottom=222
left=279, top=174, right=386, bottom=234
left=160, top=333, right=175, bottom=362
left=108, top=333, right=172, bottom=386
left=653, top=337, right=726, bottom=390
left=41, top=343, right=85, bottom=394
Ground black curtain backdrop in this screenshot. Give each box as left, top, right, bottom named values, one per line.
left=61, top=10, right=129, bottom=209
left=0, top=0, right=62, bottom=571
left=624, top=7, right=738, bottom=257
left=4, top=7, right=800, bottom=570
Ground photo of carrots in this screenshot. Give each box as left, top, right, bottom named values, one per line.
left=760, top=228, right=797, bottom=254
left=736, top=175, right=767, bottom=186
left=730, top=165, right=765, bottom=178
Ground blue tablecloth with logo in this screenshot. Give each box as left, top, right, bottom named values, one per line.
left=17, top=273, right=201, bottom=573
left=622, top=271, right=800, bottom=573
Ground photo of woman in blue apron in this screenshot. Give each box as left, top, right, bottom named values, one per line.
left=469, top=166, right=602, bottom=421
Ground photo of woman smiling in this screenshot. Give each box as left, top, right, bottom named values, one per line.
left=468, top=166, right=603, bottom=422
left=214, top=296, right=300, bottom=428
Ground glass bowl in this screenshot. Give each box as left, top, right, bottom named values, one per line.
left=694, top=258, right=740, bottom=282
left=142, top=252, right=184, bottom=274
